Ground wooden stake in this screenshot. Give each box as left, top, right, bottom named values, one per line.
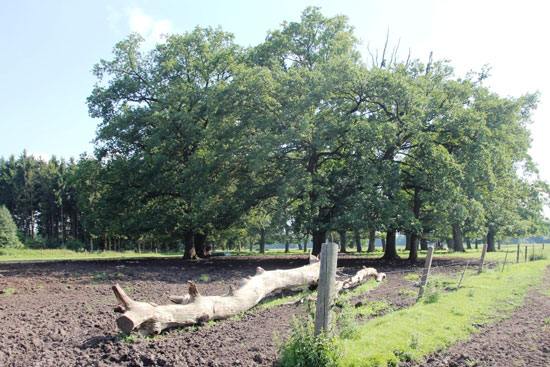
left=502, top=251, right=509, bottom=272
left=314, top=242, right=338, bottom=336
left=457, top=261, right=470, bottom=290
left=525, top=246, right=528, bottom=262
left=418, top=246, right=434, bottom=299
left=516, top=244, right=520, bottom=264
left=478, top=244, right=488, bottom=274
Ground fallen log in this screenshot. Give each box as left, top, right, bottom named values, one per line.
left=112, top=256, right=385, bottom=335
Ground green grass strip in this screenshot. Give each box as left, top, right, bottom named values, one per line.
left=0, top=248, right=183, bottom=262
left=338, top=260, right=549, bottom=367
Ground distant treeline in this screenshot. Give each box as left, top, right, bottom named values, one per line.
left=1, top=8, right=549, bottom=260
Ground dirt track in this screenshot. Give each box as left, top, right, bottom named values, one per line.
left=0, top=255, right=548, bottom=367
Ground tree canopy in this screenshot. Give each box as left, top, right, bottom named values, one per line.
left=1, top=7, right=548, bottom=258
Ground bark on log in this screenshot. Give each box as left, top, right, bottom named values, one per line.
left=112, top=256, right=385, bottom=335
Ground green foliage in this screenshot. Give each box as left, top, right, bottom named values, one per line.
left=116, top=333, right=137, bottom=343
left=0, top=205, right=22, bottom=248
left=1, top=287, right=16, bottom=296
left=198, top=274, right=211, bottom=282
left=355, top=300, right=393, bottom=317
left=0, top=7, right=547, bottom=254
left=403, top=274, right=420, bottom=281
left=337, top=301, right=360, bottom=340
left=64, top=238, right=86, bottom=251
left=529, top=253, right=547, bottom=261
left=277, top=314, right=342, bottom=367
left=421, top=286, right=441, bottom=304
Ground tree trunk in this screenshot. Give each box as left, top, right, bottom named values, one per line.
left=452, top=224, right=465, bottom=252
left=420, top=238, right=428, bottom=251
left=466, top=237, right=471, bottom=250
left=303, top=236, right=308, bottom=253
left=487, top=227, right=496, bottom=252
left=284, top=240, right=290, bottom=253
left=368, top=230, right=376, bottom=252
left=112, top=257, right=385, bottom=335
left=447, top=237, right=454, bottom=251
left=259, top=229, right=266, bottom=254
left=339, top=230, right=347, bottom=253
left=354, top=228, right=362, bottom=253
left=60, top=204, right=64, bottom=244
left=405, top=234, right=411, bottom=251
left=382, top=229, right=399, bottom=260
left=408, top=233, right=419, bottom=263
left=312, top=231, right=326, bottom=256
left=381, top=238, right=386, bottom=252
left=183, top=231, right=196, bottom=260
left=194, top=233, right=207, bottom=258
left=475, top=238, right=479, bottom=250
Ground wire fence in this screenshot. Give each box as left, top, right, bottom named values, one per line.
left=346, top=243, right=549, bottom=300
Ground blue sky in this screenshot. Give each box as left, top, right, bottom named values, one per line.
left=1, top=0, right=549, bottom=184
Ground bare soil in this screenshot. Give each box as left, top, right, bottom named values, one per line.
left=0, top=255, right=547, bottom=367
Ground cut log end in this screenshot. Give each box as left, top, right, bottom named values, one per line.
left=116, top=315, right=136, bottom=334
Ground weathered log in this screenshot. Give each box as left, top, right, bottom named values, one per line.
left=335, top=266, right=386, bottom=293
left=112, top=256, right=384, bottom=335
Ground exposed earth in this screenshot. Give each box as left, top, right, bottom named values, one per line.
left=0, top=255, right=548, bottom=367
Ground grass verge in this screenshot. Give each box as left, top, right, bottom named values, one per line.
left=338, top=259, right=549, bottom=367
left=0, top=248, right=183, bottom=262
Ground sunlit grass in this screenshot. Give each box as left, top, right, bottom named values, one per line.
left=338, top=259, right=549, bottom=367
left=0, top=248, right=182, bottom=262
left=1, top=243, right=547, bottom=264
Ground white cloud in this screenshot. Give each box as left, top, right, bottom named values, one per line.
left=128, top=8, right=153, bottom=34
left=127, top=8, right=173, bottom=46
left=28, top=152, right=51, bottom=161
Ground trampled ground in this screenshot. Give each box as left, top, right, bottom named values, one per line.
left=0, top=255, right=548, bottom=367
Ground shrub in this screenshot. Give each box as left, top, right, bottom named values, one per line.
left=0, top=205, right=22, bottom=248
left=278, top=314, right=342, bottom=367
left=64, top=238, right=86, bottom=251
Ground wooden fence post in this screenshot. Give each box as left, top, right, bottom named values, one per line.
left=457, top=261, right=470, bottom=290
left=516, top=244, right=520, bottom=264
left=418, top=246, right=435, bottom=299
left=478, top=243, right=488, bottom=274
left=314, top=242, right=338, bottom=336
left=502, top=251, right=509, bottom=272
left=532, top=244, right=535, bottom=261
left=525, top=246, right=528, bottom=262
